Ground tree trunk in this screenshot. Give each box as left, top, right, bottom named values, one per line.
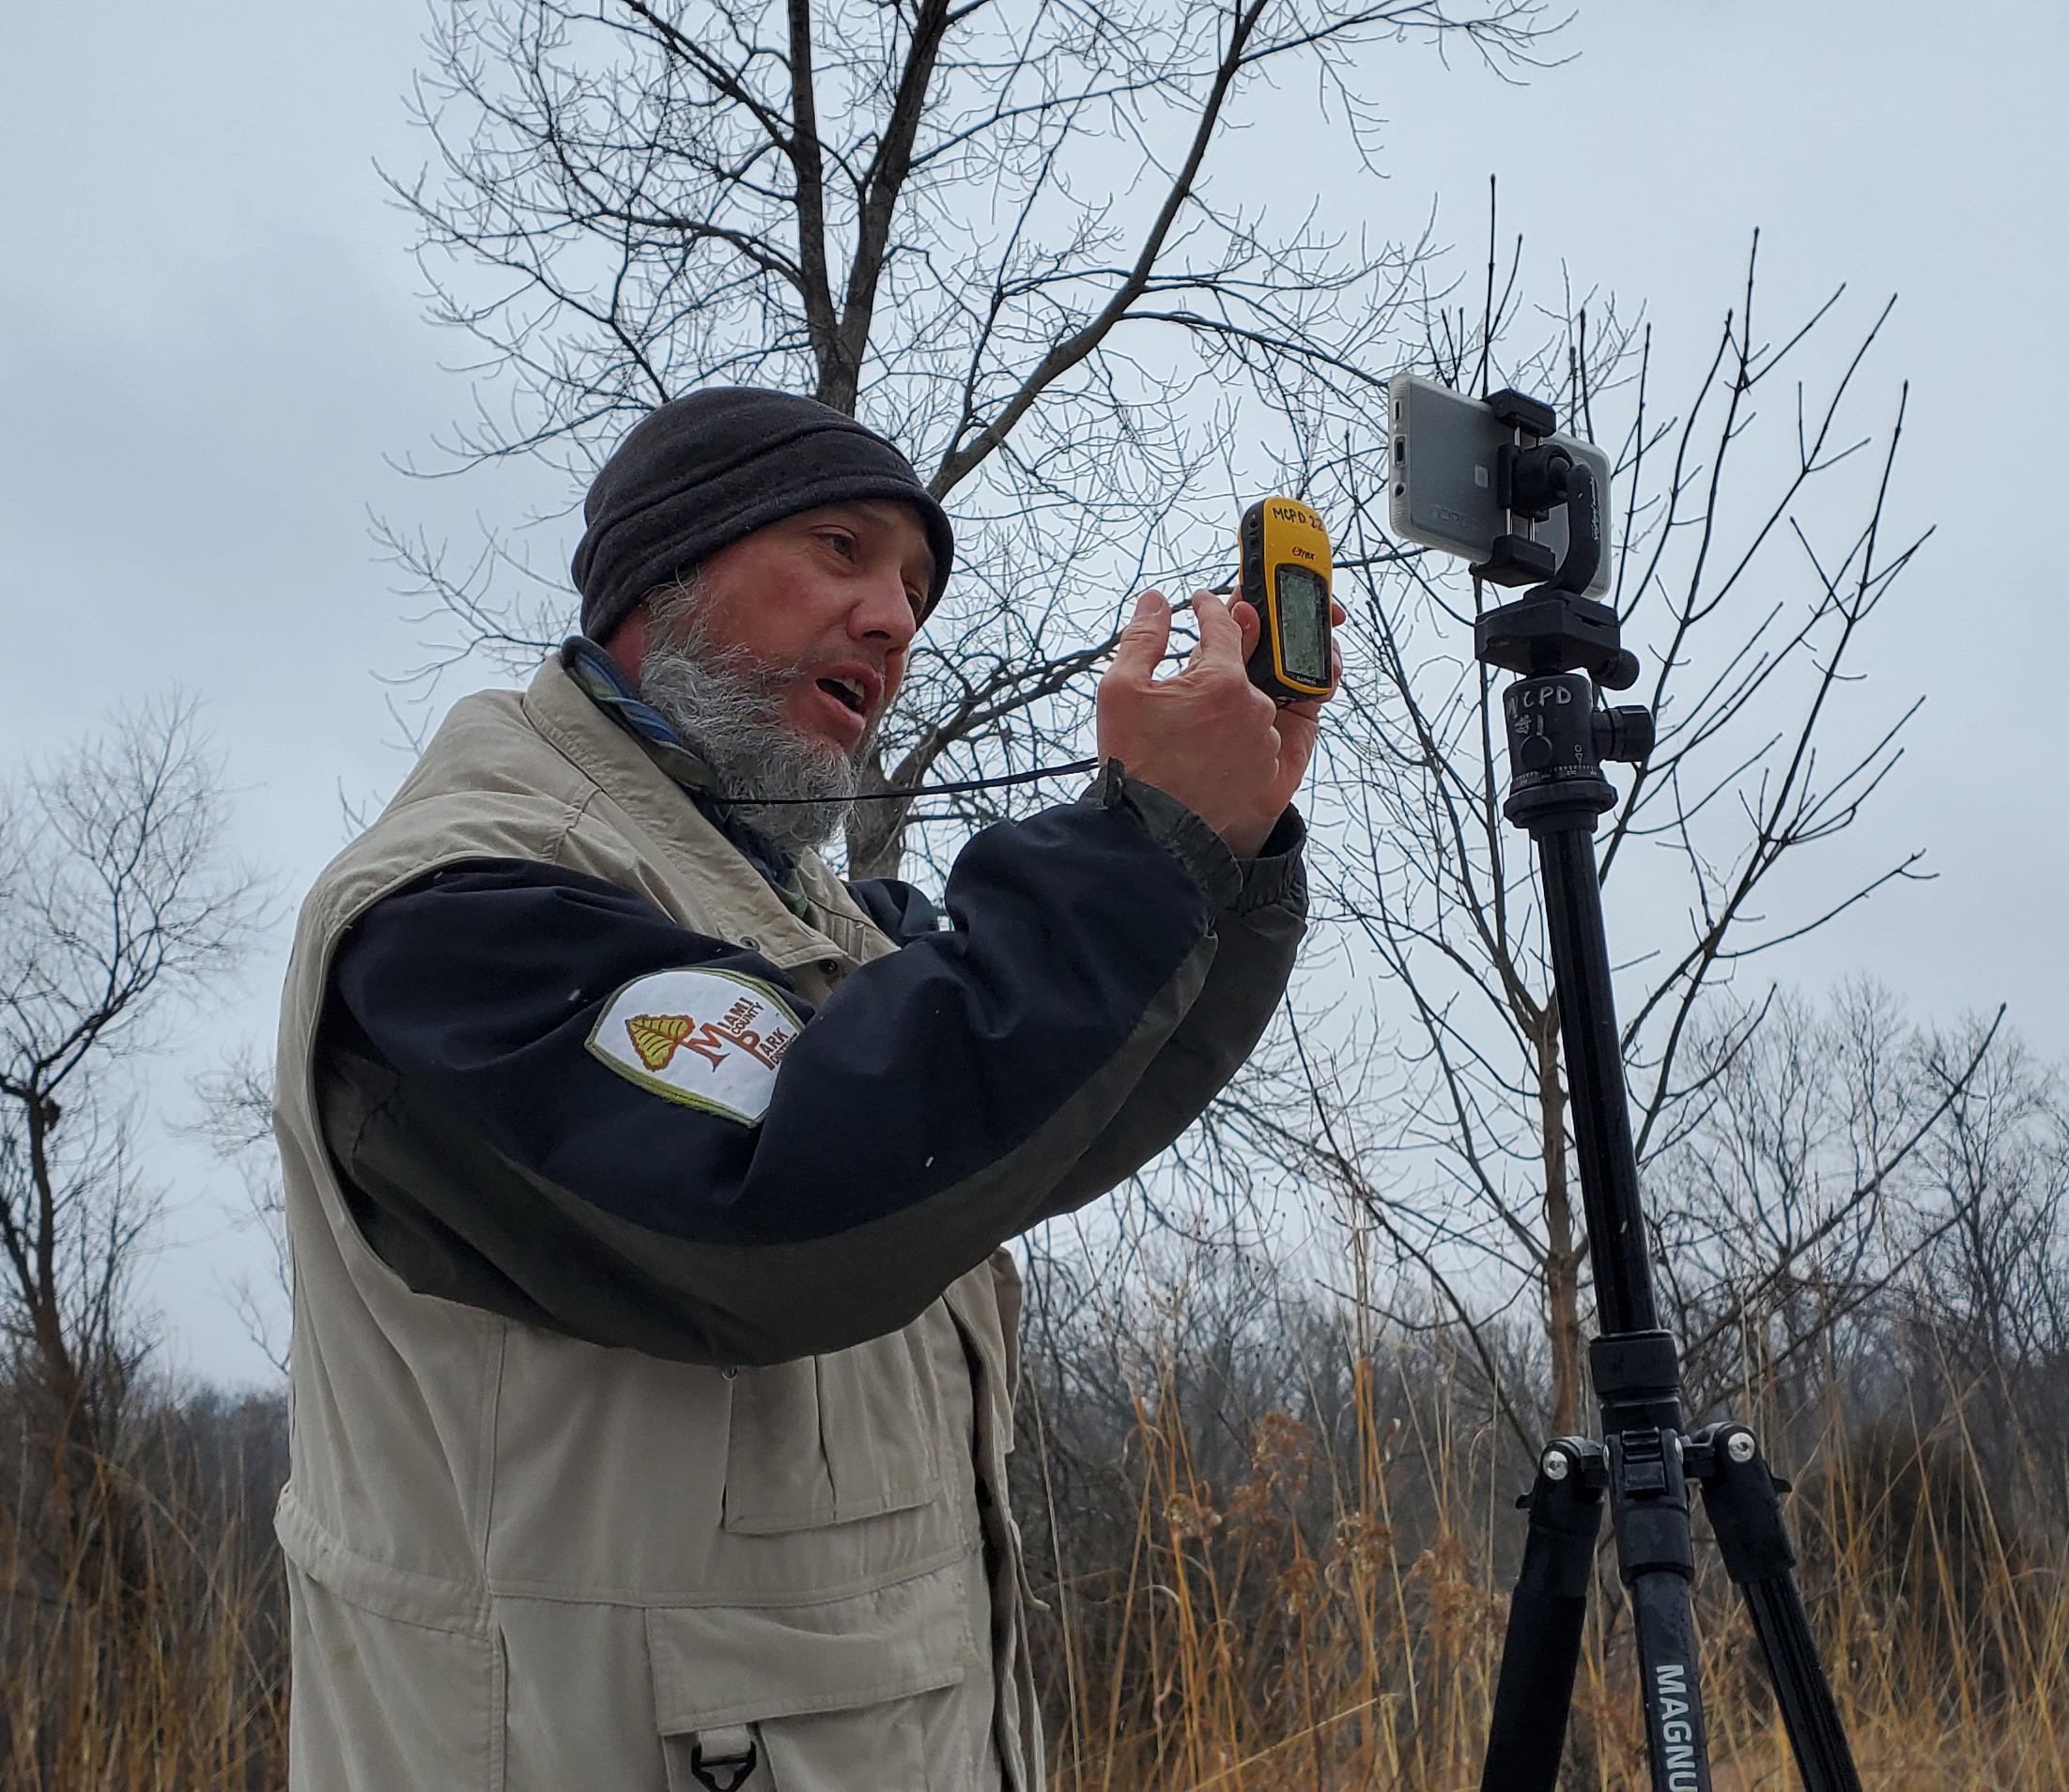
left=23, top=1088, right=142, bottom=1607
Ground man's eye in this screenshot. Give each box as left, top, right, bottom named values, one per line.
left=821, top=532, right=857, bottom=559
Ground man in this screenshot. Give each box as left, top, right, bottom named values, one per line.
left=274, top=389, right=1331, bottom=1790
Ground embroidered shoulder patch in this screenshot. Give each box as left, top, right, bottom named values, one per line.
left=584, top=967, right=803, bottom=1125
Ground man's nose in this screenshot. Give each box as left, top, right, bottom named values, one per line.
left=850, top=570, right=919, bottom=651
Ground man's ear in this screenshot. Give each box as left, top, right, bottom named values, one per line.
left=602, top=599, right=655, bottom=686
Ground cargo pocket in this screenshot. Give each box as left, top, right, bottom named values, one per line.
left=648, top=1556, right=980, bottom=1792
left=721, top=1323, right=946, bottom=1534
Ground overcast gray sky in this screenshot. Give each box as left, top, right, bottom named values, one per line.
left=4, top=0, right=2061, bottom=1385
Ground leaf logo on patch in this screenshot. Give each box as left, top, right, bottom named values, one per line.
left=586, top=967, right=804, bottom=1124
left=625, top=1012, right=692, bottom=1072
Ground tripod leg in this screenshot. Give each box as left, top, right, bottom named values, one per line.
left=1623, top=1567, right=1710, bottom=1792
left=1693, top=1426, right=1864, bottom=1792
left=1599, top=1415, right=1715, bottom=1792
left=1478, top=1441, right=1605, bottom=1792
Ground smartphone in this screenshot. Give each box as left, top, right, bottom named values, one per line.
left=1386, top=372, right=1613, bottom=598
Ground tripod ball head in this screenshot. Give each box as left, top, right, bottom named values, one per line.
left=1503, top=673, right=1616, bottom=831
left=1500, top=674, right=1653, bottom=833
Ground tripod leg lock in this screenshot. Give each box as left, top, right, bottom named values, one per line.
left=1517, top=1440, right=1606, bottom=1597
left=1689, top=1424, right=1799, bottom=1583
left=1691, top=1426, right=1866, bottom=1792
left=1478, top=1444, right=1608, bottom=1792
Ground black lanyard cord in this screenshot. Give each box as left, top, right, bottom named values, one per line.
left=715, top=756, right=1099, bottom=806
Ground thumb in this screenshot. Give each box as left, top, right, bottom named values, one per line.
left=1230, top=596, right=1263, bottom=660
left=1107, top=591, right=1173, bottom=685
left=1186, top=588, right=1244, bottom=669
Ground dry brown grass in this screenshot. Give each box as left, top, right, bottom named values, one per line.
left=1026, top=1348, right=2069, bottom=1792
left=0, top=1355, right=2061, bottom=1789
left=0, top=1390, right=286, bottom=1792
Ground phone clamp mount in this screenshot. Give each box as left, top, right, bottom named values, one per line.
left=1475, top=387, right=1604, bottom=598
left=1469, top=391, right=1862, bottom=1792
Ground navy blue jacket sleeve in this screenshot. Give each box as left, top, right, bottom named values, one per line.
left=315, top=783, right=1301, bottom=1362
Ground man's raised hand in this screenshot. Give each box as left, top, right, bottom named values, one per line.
left=1094, top=588, right=1335, bottom=859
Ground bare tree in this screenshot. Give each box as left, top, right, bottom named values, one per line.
left=1898, top=1017, right=2069, bottom=1521
left=1190, top=237, right=1960, bottom=1435
left=380, top=0, right=1555, bottom=875
left=1912, top=1026, right=2069, bottom=1376
left=1642, top=982, right=2001, bottom=1415
left=190, top=1049, right=290, bottom=1379
left=378, top=2, right=1996, bottom=1456
left=0, top=699, right=264, bottom=1580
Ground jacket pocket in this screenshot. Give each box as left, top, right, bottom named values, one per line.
left=647, top=1555, right=980, bottom=1792
left=721, top=1321, right=947, bottom=1535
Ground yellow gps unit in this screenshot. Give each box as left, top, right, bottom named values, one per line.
left=1240, top=496, right=1336, bottom=703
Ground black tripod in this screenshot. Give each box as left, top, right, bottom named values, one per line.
left=1468, top=392, right=1862, bottom=1792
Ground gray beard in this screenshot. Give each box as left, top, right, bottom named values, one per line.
left=638, top=608, right=876, bottom=860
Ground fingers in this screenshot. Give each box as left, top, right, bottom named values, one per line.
left=1106, top=590, right=1173, bottom=686
left=1230, top=597, right=1262, bottom=660
left=1185, top=588, right=1245, bottom=670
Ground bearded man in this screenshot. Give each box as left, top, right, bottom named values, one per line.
left=273, top=389, right=1329, bottom=1791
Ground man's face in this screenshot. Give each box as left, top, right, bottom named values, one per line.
left=681, top=500, right=933, bottom=757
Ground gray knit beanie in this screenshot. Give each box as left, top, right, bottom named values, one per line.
left=570, top=388, right=954, bottom=645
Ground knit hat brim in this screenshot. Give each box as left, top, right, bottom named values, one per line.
left=571, top=390, right=954, bottom=645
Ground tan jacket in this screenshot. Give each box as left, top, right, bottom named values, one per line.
left=276, top=650, right=1305, bottom=1789
left=275, top=659, right=1035, bottom=1790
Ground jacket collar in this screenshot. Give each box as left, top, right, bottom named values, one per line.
left=521, top=652, right=886, bottom=976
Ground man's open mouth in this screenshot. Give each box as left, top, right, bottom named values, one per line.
left=817, top=675, right=868, bottom=716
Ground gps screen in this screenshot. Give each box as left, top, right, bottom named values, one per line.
left=1274, top=564, right=1330, bottom=687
